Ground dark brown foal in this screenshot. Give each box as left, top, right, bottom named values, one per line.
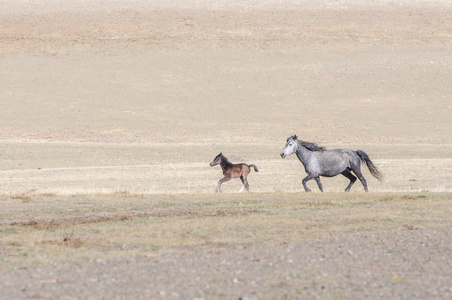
left=209, top=153, right=259, bottom=193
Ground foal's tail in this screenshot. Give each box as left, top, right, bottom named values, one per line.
left=356, top=150, right=383, bottom=182
left=249, top=164, right=259, bottom=172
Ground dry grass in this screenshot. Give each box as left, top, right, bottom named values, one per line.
left=0, top=1, right=450, bottom=274
left=0, top=191, right=450, bottom=269
left=0, top=143, right=450, bottom=196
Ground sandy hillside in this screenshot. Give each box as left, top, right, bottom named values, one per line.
left=0, top=1, right=452, bottom=193
left=1, top=0, right=451, bottom=194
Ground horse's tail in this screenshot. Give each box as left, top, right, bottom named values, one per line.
left=356, top=150, right=383, bottom=182
left=249, top=164, right=259, bottom=172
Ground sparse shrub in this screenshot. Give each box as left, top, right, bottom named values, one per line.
left=62, top=233, right=85, bottom=248
left=11, top=194, right=32, bottom=203
left=380, top=194, right=393, bottom=201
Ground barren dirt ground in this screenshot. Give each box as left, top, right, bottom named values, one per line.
left=0, top=0, right=451, bottom=299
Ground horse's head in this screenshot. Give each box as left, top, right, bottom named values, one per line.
left=280, top=135, right=298, bottom=159
left=209, top=152, right=223, bottom=167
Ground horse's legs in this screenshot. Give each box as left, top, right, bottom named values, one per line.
left=302, top=174, right=316, bottom=192
left=341, top=170, right=357, bottom=192
left=216, top=176, right=231, bottom=192
left=314, top=177, right=323, bottom=192
left=351, top=166, right=368, bottom=192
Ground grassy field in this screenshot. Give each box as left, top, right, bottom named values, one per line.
left=0, top=1, right=451, bottom=297
left=1, top=191, right=450, bottom=269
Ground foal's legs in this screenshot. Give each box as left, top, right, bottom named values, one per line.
left=216, top=176, right=231, bottom=192
left=239, top=176, right=246, bottom=193
left=238, top=175, right=250, bottom=193
left=243, top=174, right=250, bottom=191
left=239, top=167, right=251, bottom=193
left=341, top=170, right=357, bottom=192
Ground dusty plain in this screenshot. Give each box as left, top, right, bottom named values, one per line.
left=0, top=0, right=451, bottom=299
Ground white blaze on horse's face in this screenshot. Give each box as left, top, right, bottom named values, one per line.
left=280, top=137, right=297, bottom=159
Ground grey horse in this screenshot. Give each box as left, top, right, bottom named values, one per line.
left=280, top=135, right=383, bottom=192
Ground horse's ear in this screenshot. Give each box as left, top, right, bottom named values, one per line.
left=293, top=135, right=298, bottom=140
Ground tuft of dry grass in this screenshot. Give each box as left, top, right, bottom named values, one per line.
left=10, top=193, right=32, bottom=203
left=379, top=194, right=394, bottom=202
left=62, top=233, right=85, bottom=248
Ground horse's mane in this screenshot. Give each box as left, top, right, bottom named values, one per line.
left=298, top=140, right=326, bottom=152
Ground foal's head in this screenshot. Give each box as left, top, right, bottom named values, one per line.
left=280, top=135, right=298, bottom=159
left=209, top=153, right=224, bottom=167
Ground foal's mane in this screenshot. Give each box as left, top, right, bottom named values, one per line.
left=219, top=153, right=234, bottom=166
left=298, top=140, right=326, bottom=152
left=220, top=154, right=230, bottom=162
